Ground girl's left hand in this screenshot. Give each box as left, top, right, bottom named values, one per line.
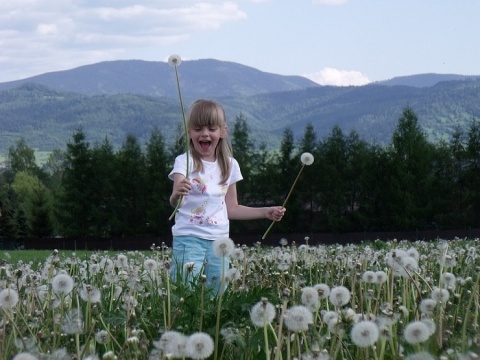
left=268, top=206, right=286, bottom=221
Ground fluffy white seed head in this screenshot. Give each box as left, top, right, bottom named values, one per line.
left=301, top=152, right=315, bottom=166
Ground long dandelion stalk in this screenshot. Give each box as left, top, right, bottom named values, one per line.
left=167, top=54, right=189, bottom=221
left=262, top=152, right=314, bottom=239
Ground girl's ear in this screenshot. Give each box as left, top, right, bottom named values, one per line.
left=220, top=126, right=228, bottom=138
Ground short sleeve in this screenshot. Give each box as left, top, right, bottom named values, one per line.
left=168, top=153, right=187, bottom=181
left=230, top=158, right=243, bottom=184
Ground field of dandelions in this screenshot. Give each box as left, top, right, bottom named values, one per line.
left=0, top=237, right=479, bottom=360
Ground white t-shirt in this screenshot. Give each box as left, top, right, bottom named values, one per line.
left=168, top=153, right=243, bottom=240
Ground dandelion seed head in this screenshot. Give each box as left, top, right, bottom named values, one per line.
left=431, top=287, right=450, bottom=304
left=51, top=273, right=74, bottom=295
left=404, top=320, right=431, bottom=344
left=404, top=351, right=436, bottom=360
left=362, top=270, right=377, bottom=284
left=231, top=248, right=245, bottom=260
left=89, top=263, right=101, bottom=274
left=420, top=298, right=437, bottom=315
left=301, top=152, right=315, bottom=166
left=95, top=330, right=109, bottom=344
left=224, top=267, right=241, bottom=283
left=396, top=256, right=418, bottom=277
left=155, top=331, right=188, bottom=357
left=12, top=353, right=39, bottom=360
left=442, top=272, right=456, bottom=289
left=115, top=254, right=128, bottom=269
left=284, top=305, right=313, bottom=332
left=327, top=317, right=345, bottom=335
left=186, top=332, right=214, bottom=359
left=250, top=299, right=276, bottom=327
left=342, top=307, right=357, bottom=322
left=143, top=259, right=158, bottom=271
left=406, top=247, right=420, bottom=261
left=302, top=349, right=330, bottom=360
left=322, top=310, right=338, bottom=325
left=385, top=249, right=408, bottom=269
left=83, top=356, right=100, bottom=360
left=314, top=283, right=330, bottom=299
left=102, top=350, right=116, bottom=360
left=350, top=320, right=379, bottom=347
left=99, top=258, right=114, bottom=272
left=375, top=271, right=388, bottom=284
left=183, top=262, right=196, bottom=273
left=168, top=54, right=182, bottom=67
left=50, top=348, right=70, bottom=359
left=438, top=252, right=457, bottom=268
left=329, top=286, right=351, bottom=307
left=301, top=286, right=320, bottom=312
left=213, top=237, right=235, bottom=258
left=0, top=287, right=19, bottom=309
left=80, top=284, right=101, bottom=304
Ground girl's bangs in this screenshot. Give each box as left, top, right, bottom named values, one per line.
left=189, top=102, right=225, bottom=128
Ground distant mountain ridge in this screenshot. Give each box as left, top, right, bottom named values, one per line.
left=1, top=59, right=480, bottom=159
left=378, top=73, right=480, bottom=87
left=0, top=59, right=318, bottom=99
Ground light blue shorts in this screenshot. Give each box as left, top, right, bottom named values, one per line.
left=170, top=236, right=230, bottom=292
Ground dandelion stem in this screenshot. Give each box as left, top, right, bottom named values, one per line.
left=274, top=299, right=288, bottom=360
left=98, top=314, right=123, bottom=350
left=263, top=321, right=269, bottom=360
left=214, top=257, right=227, bottom=360
left=168, top=61, right=190, bottom=221
left=461, top=273, right=479, bottom=353
left=262, top=164, right=305, bottom=240
left=199, top=281, right=205, bottom=332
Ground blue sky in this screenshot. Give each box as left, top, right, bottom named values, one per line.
left=1, top=0, right=479, bottom=86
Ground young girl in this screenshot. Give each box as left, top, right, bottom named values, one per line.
left=169, top=99, right=285, bottom=291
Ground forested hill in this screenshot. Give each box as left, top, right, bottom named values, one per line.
left=0, top=59, right=317, bottom=98
left=1, top=59, right=480, bottom=156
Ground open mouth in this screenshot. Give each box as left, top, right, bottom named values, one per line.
left=199, top=141, right=211, bottom=151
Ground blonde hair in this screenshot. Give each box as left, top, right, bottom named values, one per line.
left=187, top=99, right=232, bottom=183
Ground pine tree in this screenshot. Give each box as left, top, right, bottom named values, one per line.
left=145, top=128, right=171, bottom=235
left=115, top=134, right=147, bottom=235
left=58, top=129, right=95, bottom=237
left=389, top=107, right=434, bottom=229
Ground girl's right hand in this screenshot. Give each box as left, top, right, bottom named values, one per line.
left=174, top=177, right=192, bottom=197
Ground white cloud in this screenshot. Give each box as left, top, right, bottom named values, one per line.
left=0, top=1, right=247, bottom=81
left=312, top=0, right=348, bottom=5
left=304, top=67, right=371, bottom=86
left=36, top=23, right=58, bottom=35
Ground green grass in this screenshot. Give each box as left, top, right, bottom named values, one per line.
left=2, top=249, right=115, bottom=266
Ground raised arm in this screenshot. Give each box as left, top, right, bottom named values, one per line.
left=225, top=183, right=285, bottom=221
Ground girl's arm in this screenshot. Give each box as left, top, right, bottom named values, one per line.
left=225, top=183, right=285, bottom=221
left=170, top=173, right=191, bottom=207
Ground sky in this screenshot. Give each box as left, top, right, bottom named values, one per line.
left=1, top=0, right=479, bottom=86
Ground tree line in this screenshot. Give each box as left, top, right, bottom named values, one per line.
left=1, top=107, right=480, bottom=241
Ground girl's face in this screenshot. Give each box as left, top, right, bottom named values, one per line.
left=188, top=124, right=226, bottom=161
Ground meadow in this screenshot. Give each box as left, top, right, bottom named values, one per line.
left=0, top=237, right=479, bottom=360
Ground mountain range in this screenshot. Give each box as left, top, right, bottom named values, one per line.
left=1, top=59, right=480, bottom=159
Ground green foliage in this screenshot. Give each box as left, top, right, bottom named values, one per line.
left=2, top=107, right=480, bottom=239
left=2, top=76, right=480, bottom=159
left=1, top=238, right=480, bottom=359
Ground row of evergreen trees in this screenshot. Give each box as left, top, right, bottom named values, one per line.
left=1, top=107, right=479, bottom=240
